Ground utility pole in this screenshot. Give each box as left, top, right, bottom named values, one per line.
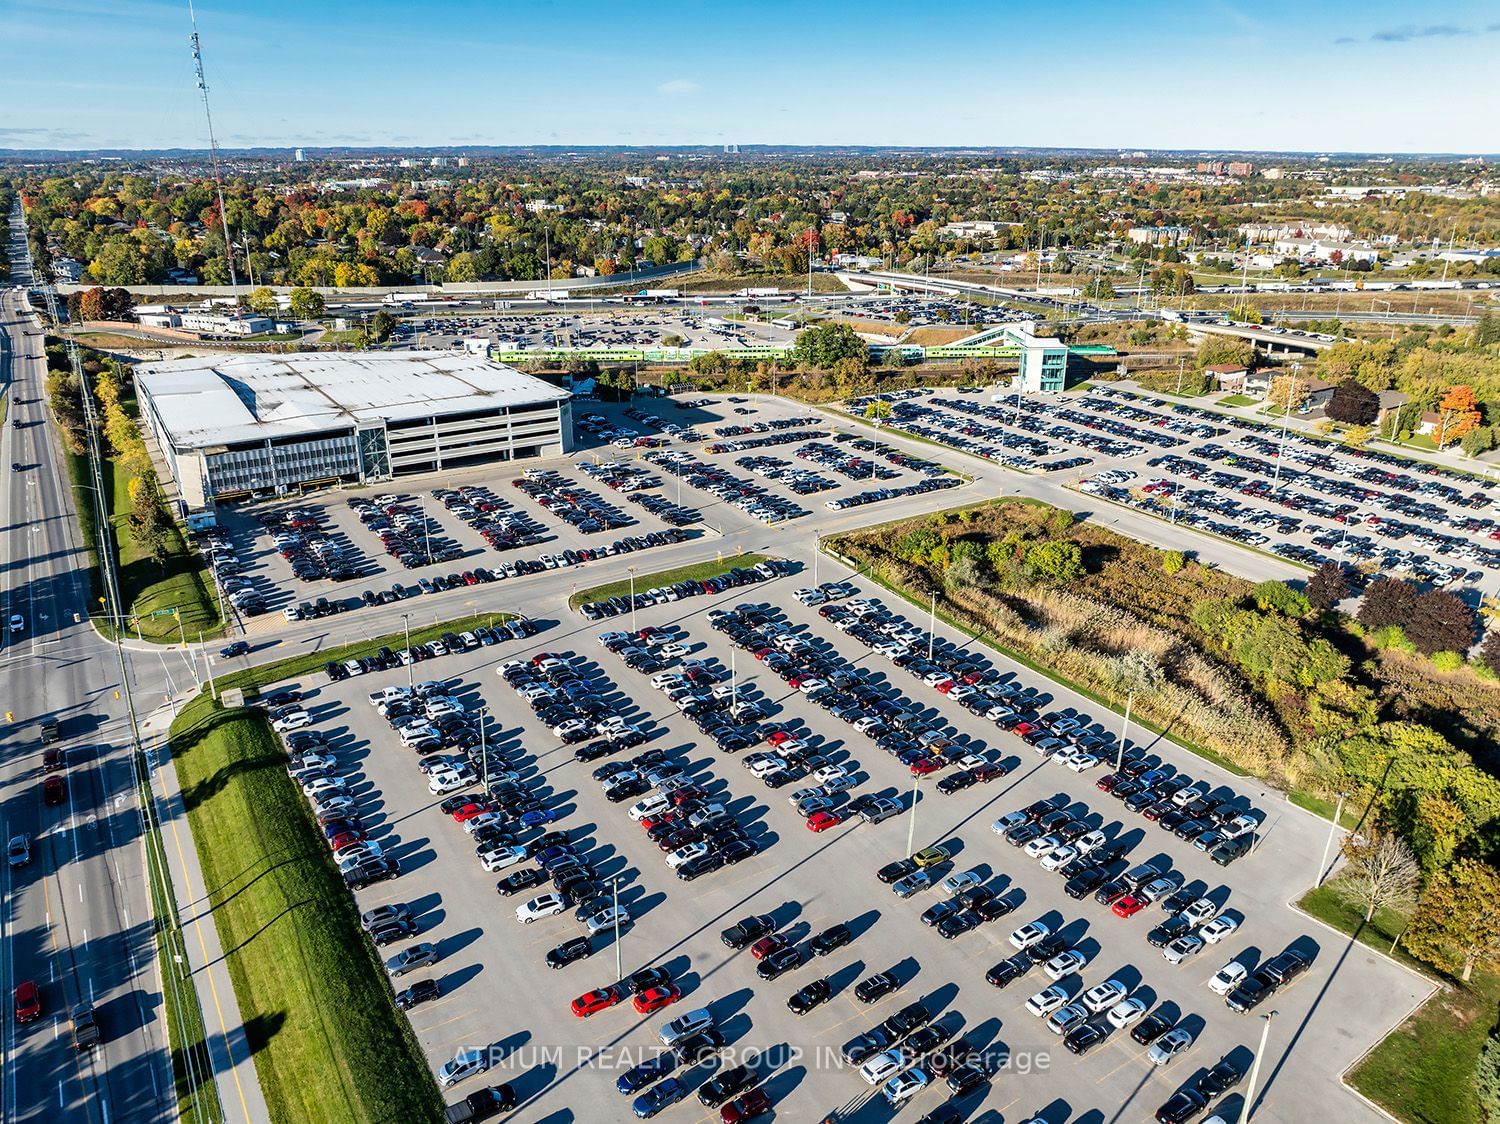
left=1243, top=1009, right=1278, bottom=1124
left=1317, top=791, right=1349, bottom=886
left=612, top=875, right=623, bottom=982
left=478, top=706, right=489, bottom=788
left=926, top=590, right=937, bottom=662
left=1273, top=362, right=1299, bottom=487
left=628, top=567, right=637, bottom=634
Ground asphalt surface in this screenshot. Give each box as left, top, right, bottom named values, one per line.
left=280, top=560, right=1431, bottom=1124
left=0, top=275, right=172, bottom=1120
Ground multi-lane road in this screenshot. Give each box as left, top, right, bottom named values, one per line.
left=0, top=269, right=173, bottom=1121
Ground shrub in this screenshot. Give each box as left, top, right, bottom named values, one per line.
left=1430, top=651, right=1465, bottom=672
left=1161, top=550, right=1186, bottom=575
left=1406, top=590, right=1478, bottom=656
left=1370, top=624, right=1416, bottom=653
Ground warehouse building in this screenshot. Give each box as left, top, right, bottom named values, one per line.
left=136, top=352, right=572, bottom=511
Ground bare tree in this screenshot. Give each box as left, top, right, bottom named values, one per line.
left=1337, top=832, right=1420, bottom=922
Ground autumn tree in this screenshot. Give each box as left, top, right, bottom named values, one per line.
left=1265, top=372, right=1309, bottom=415
left=1325, top=379, right=1379, bottom=425
left=288, top=287, right=324, bottom=319
left=791, top=322, right=866, bottom=369
left=246, top=287, right=278, bottom=316
left=1405, top=590, right=1478, bottom=656
left=1483, top=628, right=1500, bottom=675
left=864, top=400, right=893, bottom=421
left=1435, top=384, right=1481, bottom=446
left=1357, top=577, right=1418, bottom=632
left=1403, top=858, right=1500, bottom=981
left=1305, top=562, right=1349, bottom=612
left=1335, top=832, right=1420, bottom=922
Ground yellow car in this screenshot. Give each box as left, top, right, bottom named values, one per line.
left=911, top=845, right=952, bottom=869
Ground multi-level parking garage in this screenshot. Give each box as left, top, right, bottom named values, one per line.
left=136, top=352, right=573, bottom=511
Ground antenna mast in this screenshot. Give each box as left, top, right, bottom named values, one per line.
left=189, top=0, right=239, bottom=290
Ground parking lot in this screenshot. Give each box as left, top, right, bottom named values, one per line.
left=200, top=396, right=968, bottom=638
left=389, top=309, right=800, bottom=354
left=853, top=385, right=1500, bottom=595
left=262, top=557, right=1430, bottom=1123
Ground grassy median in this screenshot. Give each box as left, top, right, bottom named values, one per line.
left=567, top=553, right=773, bottom=611
left=171, top=637, right=452, bottom=1122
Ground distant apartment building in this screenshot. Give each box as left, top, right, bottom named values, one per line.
left=525, top=199, right=563, bottom=213
left=941, top=220, right=1021, bottom=239
left=1272, top=238, right=1380, bottom=264
left=1126, top=225, right=1192, bottom=245
left=1195, top=160, right=1253, bottom=176
left=1238, top=221, right=1354, bottom=243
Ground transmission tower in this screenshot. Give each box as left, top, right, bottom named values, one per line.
left=189, top=0, right=238, bottom=289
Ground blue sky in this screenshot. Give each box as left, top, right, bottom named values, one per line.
left=1, top=0, right=1497, bottom=153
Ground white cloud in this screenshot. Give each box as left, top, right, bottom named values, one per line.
left=656, top=78, right=700, bottom=96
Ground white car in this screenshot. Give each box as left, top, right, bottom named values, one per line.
left=8, top=614, right=25, bottom=633
left=1106, top=997, right=1149, bottom=1028
left=940, top=870, right=982, bottom=896
left=1081, top=979, right=1127, bottom=1014
left=665, top=842, right=708, bottom=869
left=812, top=764, right=848, bottom=785
left=1040, top=844, right=1078, bottom=872
left=859, top=1048, right=910, bottom=1086
left=463, top=812, right=506, bottom=835
left=1064, top=752, right=1099, bottom=773
left=1009, top=921, right=1050, bottom=950
left=515, top=894, right=568, bottom=923
left=1025, top=984, right=1070, bottom=1017
left=437, top=1047, right=490, bottom=1088
left=1163, top=934, right=1206, bottom=964
left=1208, top=960, right=1248, bottom=995
left=310, top=793, right=355, bottom=816
left=628, top=795, right=671, bottom=822
left=1181, top=897, right=1220, bottom=926
left=1148, top=1027, right=1194, bottom=1066
left=883, top=1068, right=929, bottom=1106
left=303, top=778, right=349, bottom=802
left=335, top=842, right=384, bottom=871
left=658, top=643, right=689, bottom=660
left=1200, top=916, right=1240, bottom=944
left=1074, top=830, right=1107, bottom=855
left=552, top=719, right=590, bottom=740
left=479, top=845, right=528, bottom=872
left=585, top=905, right=630, bottom=935
left=748, top=757, right=784, bottom=778
left=1043, top=949, right=1087, bottom=981
left=1023, top=834, right=1060, bottom=860
left=272, top=711, right=313, bottom=732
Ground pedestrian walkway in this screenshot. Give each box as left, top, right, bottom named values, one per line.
left=141, top=703, right=272, bottom=1124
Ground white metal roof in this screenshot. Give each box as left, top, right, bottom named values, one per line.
left=136, top=351, right=569, bottom=449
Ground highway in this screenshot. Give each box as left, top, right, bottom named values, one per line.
left=1, top=239, right=173, bottom=1119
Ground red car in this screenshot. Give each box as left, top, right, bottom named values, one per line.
left=42, top=775, right=66, bottom=807
left=910, top=757, right=942, bottom=777
left=638, top=812, right=680, bottom=831
left=632, top=985, right=681, bottom=1014
left=670, top=788, right=710, bottom=807
left=721, top=1089, right=772, bottom=1124
left=570, top=988, right=621, bottom=1018
left=450, top=803, right=491, bottom=823
left=1112, top=895, right=1147, bottom=919
left=750, top=934, right=787, bottom=961
left=328, top=831, right=364, bottom=851
left=1012, top=722, right=1037, bottom=737
left=1096, top=773, right=1123, bottom=792
left=934, top=679, right=956, bottom=694
left=14, top=980, right=40, bottom=1024
left=806, top=811, right=843, bottom=833
left=530, top=652, right=563, bottom=666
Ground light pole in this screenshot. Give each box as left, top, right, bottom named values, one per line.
left=1272, top=362, right=1299, bottom=487
left=1115, top=690, right=1135, bottom=771
left=401, top=612, right=413, bottom=689
left=813, top=533, right=820, bottom=588
left=1242, top=1009, right=1278, bottom=1124
left=1317, top=791, right=1350, bottom=886
left=612, top=875, right=623, bottom=982
left=926, top=590, right=937, bottom=662
left=905, top=773, right=921, bottom=855
left=478, top=706, right=489, bottom=788
left=628, top=567, right=637, bottom=634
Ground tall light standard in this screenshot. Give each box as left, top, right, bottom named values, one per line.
left=1317, top=791, right=1350, bottom=886
left=1242, top=1009, right=1278, bottom=1124
left=401, top=612, right=413, bottom=690
left=1272, top=361, right=1300, bottom=487
left=905, top=773, right=922, bottom=855
left=926, top=591, right=937, bottom=662
left=628, top=567, right=637, bottom=634
left=813, top=533, right=820, bottom=588
left=1115, top=690, right=1135, bottom=771
left=611, top=875, right=623, bottom=982
left=477, top=705, right=489, bottom=788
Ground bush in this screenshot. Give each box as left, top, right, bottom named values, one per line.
left=1478, top=1031, right=1500, bottom=1122
left=1161, top=550, right=1185, bottom=575
left=1254, top=580, right=1311, bottom=617
left=1371, top=624, right=1416, bottom=653
left=1431, top=651, right=1465, bottom=673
